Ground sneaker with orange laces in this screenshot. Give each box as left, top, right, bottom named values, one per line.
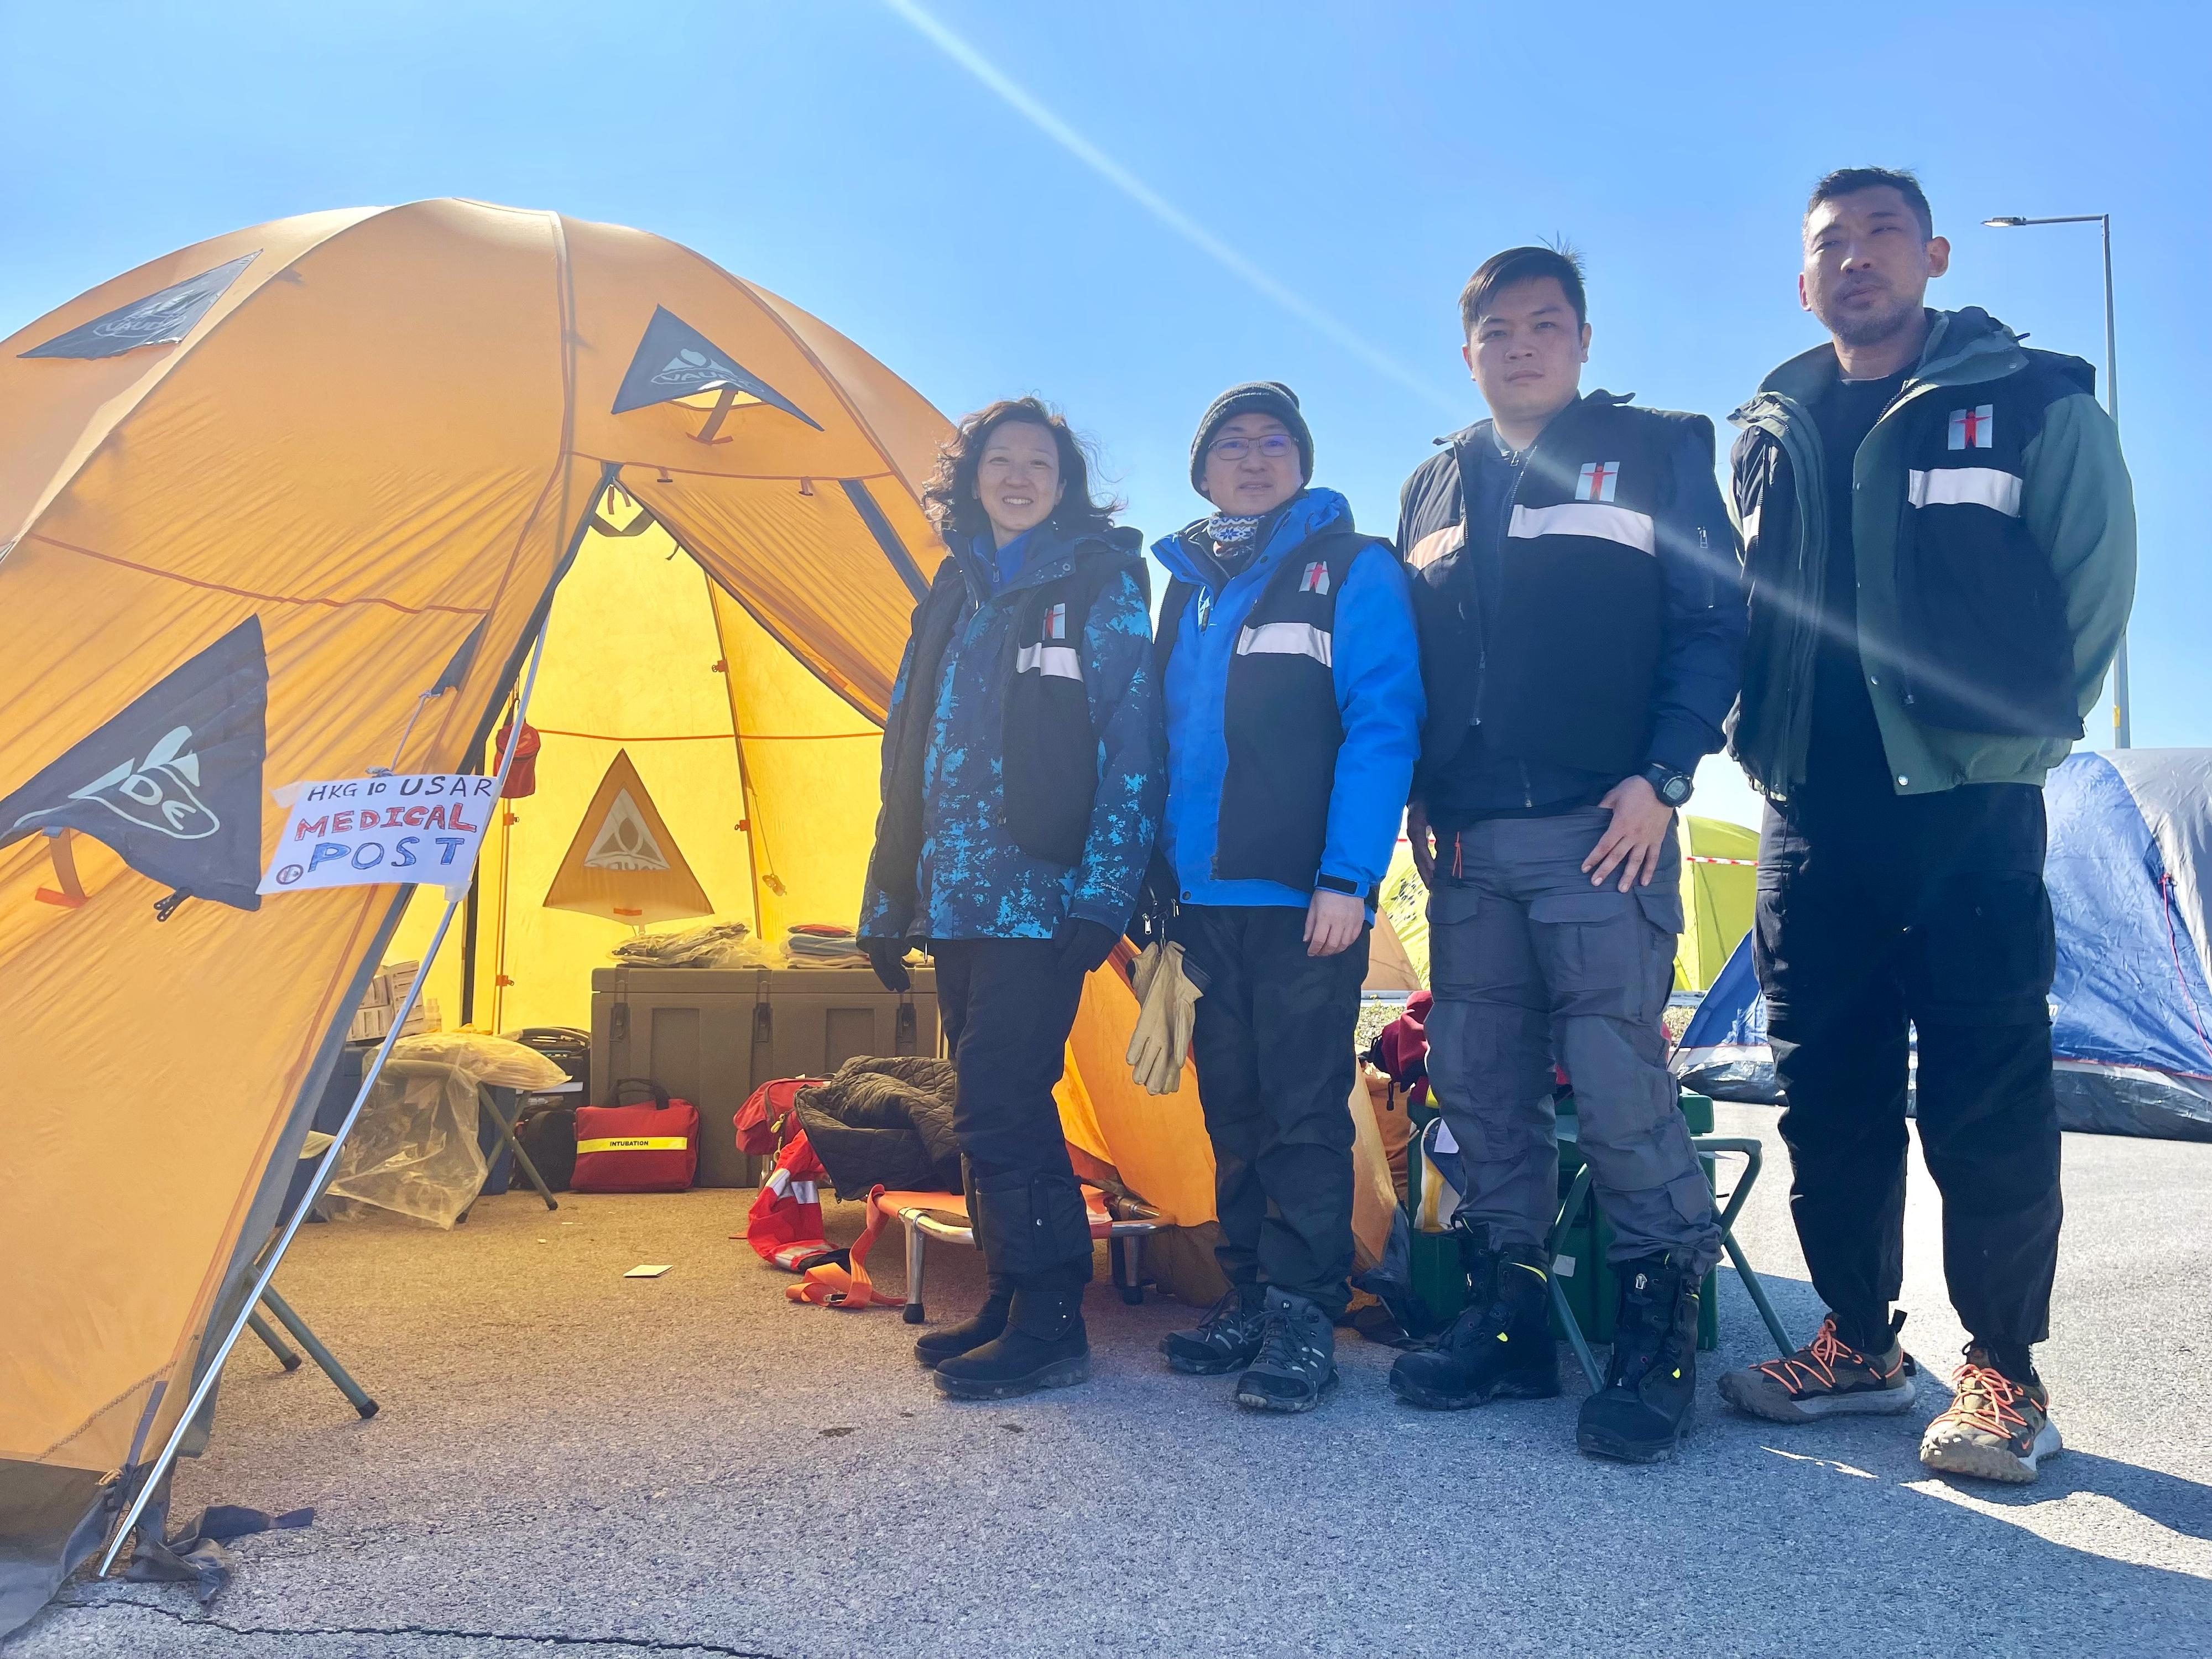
left=1716, top=1312, right=1917, bottom=1422
left=1919, top=1345, right=2061, bottom=1483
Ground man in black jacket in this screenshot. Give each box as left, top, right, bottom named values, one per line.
left=1714, top=170, right=2133, bottom=1485
left=1391, top=246, right=1746, bottom=1462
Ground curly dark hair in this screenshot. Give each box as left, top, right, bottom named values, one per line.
left=922, top=397, right=1122, bottom=543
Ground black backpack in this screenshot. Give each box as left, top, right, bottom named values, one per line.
left=512, top=1098, right=578, bottom=1192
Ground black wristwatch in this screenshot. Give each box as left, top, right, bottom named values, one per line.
left=1641, top=763, right=1693, bottom=808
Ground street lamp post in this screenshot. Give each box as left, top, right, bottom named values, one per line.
left=1983, top=212, right=2128, bottom=748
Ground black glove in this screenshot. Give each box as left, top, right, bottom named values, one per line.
left=1123, top=851, right=1177, bottom=952
left=860, top=935, right=911, bottom=993
left=1052, top=917, right=1119, bottom=977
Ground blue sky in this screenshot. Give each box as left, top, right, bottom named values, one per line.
left=4, top=1, right=2200, bottom=828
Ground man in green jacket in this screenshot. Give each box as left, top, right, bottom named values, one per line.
left=1715, top=168, right=2134, bottom=1485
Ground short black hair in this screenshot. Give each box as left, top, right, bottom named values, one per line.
left=1459, top=244, right=1587, bottom=338
left=1806, top=167, right=1934, bottom=239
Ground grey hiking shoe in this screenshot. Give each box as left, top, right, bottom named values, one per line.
left=1718, top=1313, right=1917, bottom=1422
left=1919, top=1346, right=2062, bottom=1484
left=1160, top=1284, right=1266, bottom=1376
left=1233, top=1288, right=1338, bottom=1413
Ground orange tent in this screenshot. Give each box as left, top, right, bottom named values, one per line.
left=0, top=201, right=1210, bottom=1624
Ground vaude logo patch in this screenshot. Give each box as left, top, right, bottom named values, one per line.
left=20, top=252, right=259, bottom=361
left=650, top=346, right=747, bottom=392
left=66, top=726, right=220, bottom=840
left=609, top=305, right=822, bottom=428
left=0, top=617, right=269, bottom=910
left=583, top=789, right=671, bottom=871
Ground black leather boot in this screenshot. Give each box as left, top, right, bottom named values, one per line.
left=1577, top=1255, right=1699, bottom=1463
left=1389, top=1233, right=1559, bottom=1410
left=915, top=1161, right=1012, bottom=1367
left=932, top=1288, right=1091, bottom=1399
left=915, top=1278, right=1013, bottom=1368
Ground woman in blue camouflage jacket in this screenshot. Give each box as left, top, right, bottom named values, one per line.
left=858, top=397, right=1164, bottom=1400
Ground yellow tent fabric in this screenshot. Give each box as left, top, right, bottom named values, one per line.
left=0, top=201, right=1208, bottom=1610
left=1677, top=813, right=1759, bottom=992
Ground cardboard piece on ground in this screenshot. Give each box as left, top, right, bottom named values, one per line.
left=623, top=1264, right=672, bottom=1279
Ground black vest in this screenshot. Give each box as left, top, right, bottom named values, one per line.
left=1891, top=365, right=2083, bottom=736
left=1158, top=527, right=1377, bottom=895
left=868, top=532, right=1139, bottom=931
left=1470, top=397, right=1679, bottom=776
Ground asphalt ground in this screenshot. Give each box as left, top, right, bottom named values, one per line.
left=10, top=1103, right=2211, bottom=1658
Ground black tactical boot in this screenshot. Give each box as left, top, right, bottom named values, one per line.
left=1233, top=1288, right=1338, bottom=1413
left=915, top=1278, right=1013, bottom=1368
left=1577, top=1255, right=1699, bottom=1463
left=932, top=1288, right=1091, bottom=1399
left=1159, top=1282, right=1267, bottom=1375
left=1390, top=1235, right=1559, bottom=1410
left=916, top=1161, right=1013, bottom=1367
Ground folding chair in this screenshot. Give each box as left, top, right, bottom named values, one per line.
left=1544, top=1108, right=1794, bottom=1391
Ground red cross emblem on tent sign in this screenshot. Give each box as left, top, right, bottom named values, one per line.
left=1949, top=404, right=1995, bottom=450
left=1299, top=561, right=1331, bottom=596
left=1576, top=461, right=1620, bottom=503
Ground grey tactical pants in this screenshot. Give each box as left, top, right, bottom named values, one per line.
left=1424, top=807, right=1721, bottom=1275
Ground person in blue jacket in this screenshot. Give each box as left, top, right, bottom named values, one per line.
left=1150, top=382, right=1424, bottom=1412
left=858, top=397, right=1164, bottom=1401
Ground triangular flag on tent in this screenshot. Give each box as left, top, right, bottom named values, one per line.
left=542, top=748, right=714, bottom=924
left=609, top=305, right=821, bottom=427
left=19, top=253, right=258, bottom=359
left=0, top=617, right=268, bottom=909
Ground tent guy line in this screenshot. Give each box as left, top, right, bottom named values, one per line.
left=879, top=0, right=1460, bottom=419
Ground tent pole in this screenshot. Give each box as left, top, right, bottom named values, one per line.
left=97, top=620, right=554, bottom=1575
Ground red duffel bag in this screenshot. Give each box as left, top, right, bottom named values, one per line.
left=572, top=1078, right=700, bottom=1193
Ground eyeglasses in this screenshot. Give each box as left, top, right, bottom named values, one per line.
left=1207, top=434, right=1297, bottom=462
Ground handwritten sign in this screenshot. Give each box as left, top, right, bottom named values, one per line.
left=258, top=773, right=497, bottom=900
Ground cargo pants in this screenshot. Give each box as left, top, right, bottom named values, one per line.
left=1176, top=903, right=1370, bottom=1318
left=1424, top=808, right=1722, bottom=1274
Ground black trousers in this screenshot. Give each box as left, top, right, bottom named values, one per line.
left=1754, top=782, right=2062, bottom=1354
left=932, top=938, right=1093, bottom=1291
left=1177, top=904, right=1369, bottom=1318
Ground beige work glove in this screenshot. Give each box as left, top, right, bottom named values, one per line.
left=1125, top=943, right=1174, bottom=1091
left=1162, top=943, right=1202, bottom=1082
left=1125, top=942, right=1202, bottom=1094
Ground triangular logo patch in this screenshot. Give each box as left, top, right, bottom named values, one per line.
left=20, top=252, right=258, bottom=360
left=610, top=305, right=821, bottom=428
left=584, top=789, right=670, bottom=872
left=0, top=617, right=268, bottom=909
left=543, top=749, right=714, bottom=924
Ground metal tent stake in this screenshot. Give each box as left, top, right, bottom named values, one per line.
left=98, top=621, right=552, bottom=1574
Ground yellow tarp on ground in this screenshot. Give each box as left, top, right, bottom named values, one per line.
left=0, top=204, right=1211, bottom=1596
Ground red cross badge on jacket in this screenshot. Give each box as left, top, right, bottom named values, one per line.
left=1298, top=561, right=1331, bottom=596
left=1575, top=461, right=1620, bottom=503
left=1948, top=405, right=1995, bottom=450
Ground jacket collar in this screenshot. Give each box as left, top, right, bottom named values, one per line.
left=1735, top=307, right=2026, bottom=424
left=1152, top=487, right=1352, bottom=592
left=952, top=521, right=1141, bottom=603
